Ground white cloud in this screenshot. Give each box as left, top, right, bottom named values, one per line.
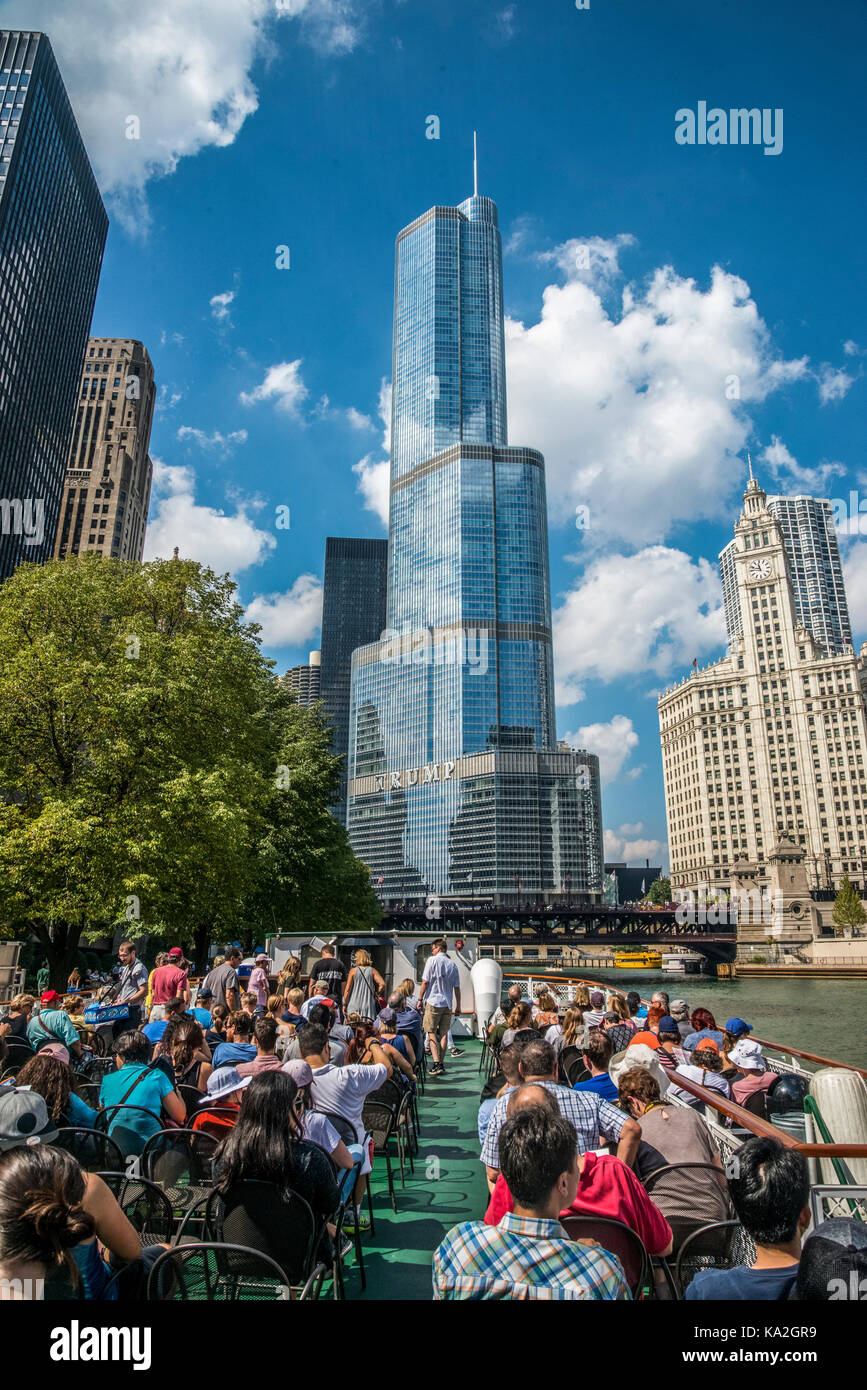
left=841, top=537, right=867, bottom=644
left=505, top=246, right=810, bottom=546
left=210, top=290, right=235, bottom=324
left=351, top=377, right=391, bottom=525
left=156, top=385, right=183, bottom=414
left=534, top=233, right=636, bottom=289
left=245, top=573, right=323, bottom=646
left=816, top=363, right=856, bottom=405
left=177, top=426, right=248, bottom=451
left=240, top=360, right=308, bottom=415
left=759, top=434, right=845, bottom=494
left=604, top=825, right=668, bottom=868
left=563, top=714, right=639, bottom=784
left=143, top=458, right=276, bottom=573
left=345, top=406, right=374, bottom=431
left=553, top=545, right=726, bottom=703
left=843, top=340, right=861, bottom=357
left=8, top=1, right=364, bottom=230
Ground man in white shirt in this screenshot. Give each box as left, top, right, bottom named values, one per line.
left=300, top=1023, right=392, bottom=1233
left=417, top=939, right=461, bottom=1078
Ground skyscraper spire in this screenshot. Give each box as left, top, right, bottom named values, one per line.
left=473, top=130, right=478, bottom=197
left=747, top=450, right=754, bottom=482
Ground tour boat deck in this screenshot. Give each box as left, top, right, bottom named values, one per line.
left=356, top=1046, right=487, bottom=1300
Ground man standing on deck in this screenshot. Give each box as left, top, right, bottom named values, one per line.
left=433, top=1106, right=630, bottom=1300
left=417, top=939, right=461, bottom=1078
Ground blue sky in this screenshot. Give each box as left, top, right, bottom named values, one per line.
left=8, top=0, right=864, bottom=870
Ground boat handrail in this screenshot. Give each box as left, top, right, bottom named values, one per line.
left=661, top=1069, right=867, bottom=1161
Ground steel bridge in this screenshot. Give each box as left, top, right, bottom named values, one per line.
left=381, top=904, right=738, bottom=964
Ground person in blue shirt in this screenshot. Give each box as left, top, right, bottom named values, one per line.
left=189, top=987, right=213, bottom=1029
left=572, top=1031, right=619, bottom=1102
left=211, top=1010, right=257, bottom=1069
left=99, top=1030, right=186, bottom=1155
left=686, top=1136, right=809, bottom=1301
left=16, top=1048, right=98, bottom=1129
left=681, top=1007, right=725, bottom=1053
left=27, top=992, right=81, bottom=1057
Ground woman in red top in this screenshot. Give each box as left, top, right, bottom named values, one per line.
left=483, top=1086, right=673, bottom=1258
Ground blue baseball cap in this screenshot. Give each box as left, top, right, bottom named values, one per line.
left=725, top=1017, right=752, bottom=1038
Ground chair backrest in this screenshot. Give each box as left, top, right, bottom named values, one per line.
left=74, top=1081, right=102, bottom=1109
left=642, top=1161, right=733, bottom=1229
left=205, top=1180, right=317, bottom=1285
left=369, top=1078, right=404, bottom=1114
left=319, top=1110, right=357, bottom=1147
left=361, top=1099, right=393, bottom=1148
left=178, top=1082, right=206, bottom=1120
left=675, top=1219, right=747, bottom=1295
left=565, top=1059, right=590, bottom=1086
left=81, top=1055, right=117, bottom=1082
left=95, top=1172, right=174, bottom=1244
left=141, top=1127, right=219, bottom=1188
left=146, top=1241, right=293, bottom=1301
left=740, top=1089, right=768, bottom=1119
left=52, top=1126, right=126, bottom=1173
left=559, top=1213, right=651, bottom=1297
left=96, top=1103, right=165, bottom=1159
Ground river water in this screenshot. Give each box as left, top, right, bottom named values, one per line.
left=517, top=967, right=867, bottom=1068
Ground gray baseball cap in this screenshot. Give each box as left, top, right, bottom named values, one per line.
left=0, top=1087, right=59, bottom=1150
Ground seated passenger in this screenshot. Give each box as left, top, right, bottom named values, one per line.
left=685, top=1137, right=809, bottom=1301
left=434, top=1104, right=630, bottom=1300
left=478, top=1041, right=524, bottom=1147
left=791, top=1217, right=867, bottom=1300
left=499, top=1002, right=540, bottom=1049
left=616, top=1066, right=730, bottom=1228
left=666, top=1043, right=732, bottom=1106
left=16, top=1049, right=96, bottom=1129
left=211, top=1011, right=257, bottom=1070
left=235, top=1017, right=284, bottom=1077
left=99, top=1029, right=186, bottom=1153
left=481, top=1040, right=639, bottom=1192
left=484, top=1086, right=673, bottom=1258
left=191, top=1066, right=251, bottom=1139
left=728, top=1040, right=777, bottom=1108
left=572, top=1031, right=618, bottom=1101
left=682, top=1008, right=725, bottom=1052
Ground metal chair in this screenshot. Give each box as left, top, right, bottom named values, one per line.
left=146, top=1241, right=324, bottom=1301
left=95, top=1172, right=175, bottom=1245
left=323, top=1150, right=365, bottom=1298
left=560, top=1212, right=653, bottom=1299
left=73, top=1080, right=102, bottom=1109
left=205, top=1181, right=324, bottom=1295
left=52, top=1126, right=125, bottom=1173
left=1, top=1040, right=35, bottom=1073
left=361, top=1099, right=399, bottom=1213
left=675, top=1219, right=751, bottom=1297
left=177, top=1082, right=208, bottom=1121
left=140, top=1128, right=219, bottom=1222
left=565, top=1059, right=591, bottom=1086
left=96, top=1103, right=165, bottom=1159
left=80, top=1054, right=117, bottom=1083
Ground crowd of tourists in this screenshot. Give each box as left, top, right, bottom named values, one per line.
left=0, top=954, right=863, bottom=1302
left=433, top=981, right=864, bottom=1300
left=0, top=937, right=464, bottom=1302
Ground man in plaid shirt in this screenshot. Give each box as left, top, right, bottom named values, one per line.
left=434, top=1106, right=630, bottom=1300
left=480, top=1039, right=640, bottom=1190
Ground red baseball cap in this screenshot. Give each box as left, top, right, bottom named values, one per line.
left=40, top=990, right=60, bottom=1005
left=168, top=947, right=184, bottom=960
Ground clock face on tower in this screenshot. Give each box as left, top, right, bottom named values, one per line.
left=748, top=557, right=772, bottom=581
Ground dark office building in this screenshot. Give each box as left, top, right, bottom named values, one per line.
left=0, top=31, right=108, bottom=580
left=320, top=536, right=388, bottom=823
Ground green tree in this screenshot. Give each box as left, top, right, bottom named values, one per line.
left=0, top=554, right=372, bottom=986
left=646, top=877, right=672, bottom=905
left=832, top=874, right=867, bottom=936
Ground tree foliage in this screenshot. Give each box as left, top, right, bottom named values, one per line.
left=831, top=873, right=867, bottom=935
left=0, top=554, right=379, bottom=985
left=646, top=876, right=672, bottom=905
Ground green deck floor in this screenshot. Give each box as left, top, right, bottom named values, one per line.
left=351, top=1043, right=489, bottom=1300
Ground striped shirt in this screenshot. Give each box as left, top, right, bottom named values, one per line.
left=432, top=1212, right=630, bottom=1300
left=480, top=1081, right=627, bottom=1170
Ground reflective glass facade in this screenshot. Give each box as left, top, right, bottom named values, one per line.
left=347, top=187, right=603, bottom=904
left=0, top=31, right=107, bottom=580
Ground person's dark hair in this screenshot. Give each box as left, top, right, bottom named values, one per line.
left=211, top=1004, right=229, bottom=1030
left=115, top=1030, right=152, bottom=1064
left=347, top=1021, right=379, bottom=1063
left=497, top=1042, right=525, bottom=1084
left=691, top=1046, right=724, bottom=1073
left=163, top=1018, right=204, bottom=1075
left=321, top=945, right=335, bottom=957
left=227, top=1010, right=252, bottom=1038
left=658, top=1028, right=681, bottom=1045
left=228, top=948, right=243, bottom=962
left=518, top=1039, right=556, bottom=1078
left=214, top=1073, right=302, bottom=1194
left=690, top=1007, right=716, bottom=1032
left=298, top=1024, right=329, bottom=1060
left=307, top=1003, right=335, bottom=1033
left=254, top=1017, right=278, bottom=1052
left=625, top=991, right=641, bottom=1018
left=499, top=1107, right=576, bottom=1210
left=583, top=1030, right=613, bottom=1071
left=164, top=996, right=187, bottom=1019
left=727, top=1136, right=809, bottom=1246
left=0, top=1145, right=94, bottom=1284
left=15, top=1054, right=76, bottom=1125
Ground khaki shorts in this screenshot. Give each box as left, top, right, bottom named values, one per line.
left=423, top=1005, right=451, bottom=1037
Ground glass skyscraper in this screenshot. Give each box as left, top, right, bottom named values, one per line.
left=0, top=31, right=108, bottom=580
left=346, top=186, right=603, bottom=905
left=720, top=488, right=852, bottom=656
left=320, top=536, right=389, bottom=825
